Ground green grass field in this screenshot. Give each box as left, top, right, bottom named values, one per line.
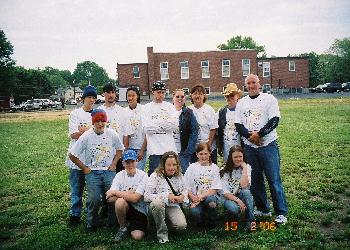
left=1, top=97, right=350, bottom=249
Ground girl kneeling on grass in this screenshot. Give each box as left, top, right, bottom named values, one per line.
left=184, top=143, right=222, bottom=227
left=144, top=151, right=187, bottom=244
left=220, top=145, right=255, bottom=229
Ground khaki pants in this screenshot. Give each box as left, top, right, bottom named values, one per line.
left=150, top=199, right=187, bottom=241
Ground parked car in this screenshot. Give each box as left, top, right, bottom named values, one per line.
left=95, top=95, right=105, bottom=104
left=342, top=82, right=350, bottom=92
left=262, top=84, right=272, bottom=94
left=310, top=84, right=327, bottom=93
left=323, top=82, right=342, bottom=93
left=67, top=99, right=77, bottom=105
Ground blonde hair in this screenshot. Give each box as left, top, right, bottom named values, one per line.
left=155, top=151, right=182, bottom=176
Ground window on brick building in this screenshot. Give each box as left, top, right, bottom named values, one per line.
left=222, top=59, right=230, bottom=77
left=182, top=88, right=189, bottom=95
left=133, top=66, right=140, bottom=78
left=205, top=87, right=210, bottom=95
left=201, top=60, right=210, bottom=78
left=263, top=62, right=270, bottom=77
left=289, top=61, right=295, bottom=71
left=242, top=59, right=250, bottom=76
left=160, top=62, right=169, bottom=80
left=180, top=61, right=189, bottom=79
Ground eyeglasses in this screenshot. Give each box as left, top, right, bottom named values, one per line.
left=175, top=95, right=185, bottom=98
left=247, top=81, right=256, bottom=84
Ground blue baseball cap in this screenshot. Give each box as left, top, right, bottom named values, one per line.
left=122, top=150, right=137, bottom=161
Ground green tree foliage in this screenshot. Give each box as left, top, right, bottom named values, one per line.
left=218, top=35, right=266, bottom=57
left=14, top=67, right=54, bottom=103
left=328, top=38, right=350, bottom=82
left=42, top=66, right=72, bottom=89
left=0, top=30, right=16, bottom=96
left=73, top=61, right=111, bottom=92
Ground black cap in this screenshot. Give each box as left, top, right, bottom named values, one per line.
left=152, top=81, right=166, bottom=91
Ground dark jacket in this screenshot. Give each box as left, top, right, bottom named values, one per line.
left=217, top=106, right=228, bottom=154
left=179, top=106, right=199, bottom=156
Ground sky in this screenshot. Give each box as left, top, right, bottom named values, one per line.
left=1, top=0, right=349, bottom=79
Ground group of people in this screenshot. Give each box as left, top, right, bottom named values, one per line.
left=65, top=73, right=288, bottom=243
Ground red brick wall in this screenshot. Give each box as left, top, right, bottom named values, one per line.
left=117, top=63, right=149, bottom=95
left=149, top=49, right=258, bottom=93
left=257, top=58, right=309, bottom=88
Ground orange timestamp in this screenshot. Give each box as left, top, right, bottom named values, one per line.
left=224, top=221, right=277, bottom=231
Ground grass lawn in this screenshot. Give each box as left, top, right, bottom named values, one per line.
left=0, top=97, right=349, bottom=249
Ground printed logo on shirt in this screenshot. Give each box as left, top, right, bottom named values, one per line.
left=243, top=108, right=263, bottom=131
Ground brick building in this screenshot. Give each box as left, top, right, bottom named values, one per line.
left=256, top=57, right=309, bottom=90
left=117, top=47, right=309, bottom=95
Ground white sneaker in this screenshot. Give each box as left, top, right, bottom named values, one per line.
left=275, top=215, right=288, bottom=225
left=254, top=209, right=272, bottom=217
left=159, top=239, right=169, bottom=244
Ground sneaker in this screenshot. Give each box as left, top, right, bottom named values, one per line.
left=159, top=239, right=169, bottom=244
left=275, top=215, right=287, bottom=225
left=254, top=209, right=272, bottom=217
left=114, top=228, right=128, bottom=242
left=69, top=216, right=81, bottom=227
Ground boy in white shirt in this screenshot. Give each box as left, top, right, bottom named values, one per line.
left=99, top=83, right=133, bottom=173
left=106, top=150, right=148, bottom=242
left=69, top=109, right=124, bottom=231
left=141, top=81, right=178, bottom=175
left=65, top=85, right=96, bottom=226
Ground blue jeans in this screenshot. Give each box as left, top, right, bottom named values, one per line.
left=179, top=152, right=191, bottom=173
left=129, top=148, right=147, bottom=171
left=148, top=155, right=162, bottom=176
left=85, top=170, right=116, bottom=227
left=224, top=188, right=255, bottom=222
left=190, top=195, right=218, bottom=224
left=69, top=169, right=85, bottom=217
left=244, top=141, right=288, bottom=216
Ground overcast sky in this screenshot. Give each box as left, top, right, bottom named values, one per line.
left=1, top=0, right=349, bottom=79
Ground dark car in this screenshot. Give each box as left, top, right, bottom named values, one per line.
left=323, top=83, right=342, bottom=93
left=342, top=82, right=350, bottom=92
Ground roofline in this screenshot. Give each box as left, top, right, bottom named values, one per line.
left=257, top=56, right=309, bottom=60
left=117, top=63, right=148, bottom=66
left=153, top=48, right=258, bottom=54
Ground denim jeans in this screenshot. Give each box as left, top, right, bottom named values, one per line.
left=190, top=195, right=218, bottom=224
left=224, top=188, right=255, bottom=222
left=129, top=148, right=147, bottom=171
left=148, top=155, right=162, bottom=176
left=69, top=169, right=85, bottom=217
left=179, top=152, right=191, bottom=173
left=244, top=140, right=288, bottom=216
left=85, top=170, right=116, bottom=227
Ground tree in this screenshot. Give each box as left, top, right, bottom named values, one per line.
left=218, top=35, right=266, bottom=57
left=42, top=66, right=71, bottom=89
left=72, top=61, right=111, bottom=92
left=328, top=38, right=350, bottom=82
left=0, top=30, right=16, bottom=97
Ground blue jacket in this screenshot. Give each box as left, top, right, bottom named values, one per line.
left=217, top=106, right=228, bottom=154
left=179, top=106, right=199, bottom=155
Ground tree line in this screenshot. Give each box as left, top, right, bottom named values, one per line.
left=0, top=30, right=116, bottom=104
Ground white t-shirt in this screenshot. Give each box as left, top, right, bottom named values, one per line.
left=189, top=103, right=219, bottom=150
left=144, top=172, right=188, bottom=207
left=70, top=128, right=124, bottom=170
left=220, top=164, right=252, bottom=195
left=66, top=107, right=92, bottom=170
left=141, top=101, right=177, bottom=155
left=234, top=93, right=281, bottom=148
left=109, top=169, right=148, bottom=215
left=126, top=104, right=145, bottom=150
left=98, top=104, right=133, bottom=144
left=172, top=110, right=182, bottom=153
left=184, top=162, right=222, bottom=196
left=223, top=108, right=240, bottom=150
